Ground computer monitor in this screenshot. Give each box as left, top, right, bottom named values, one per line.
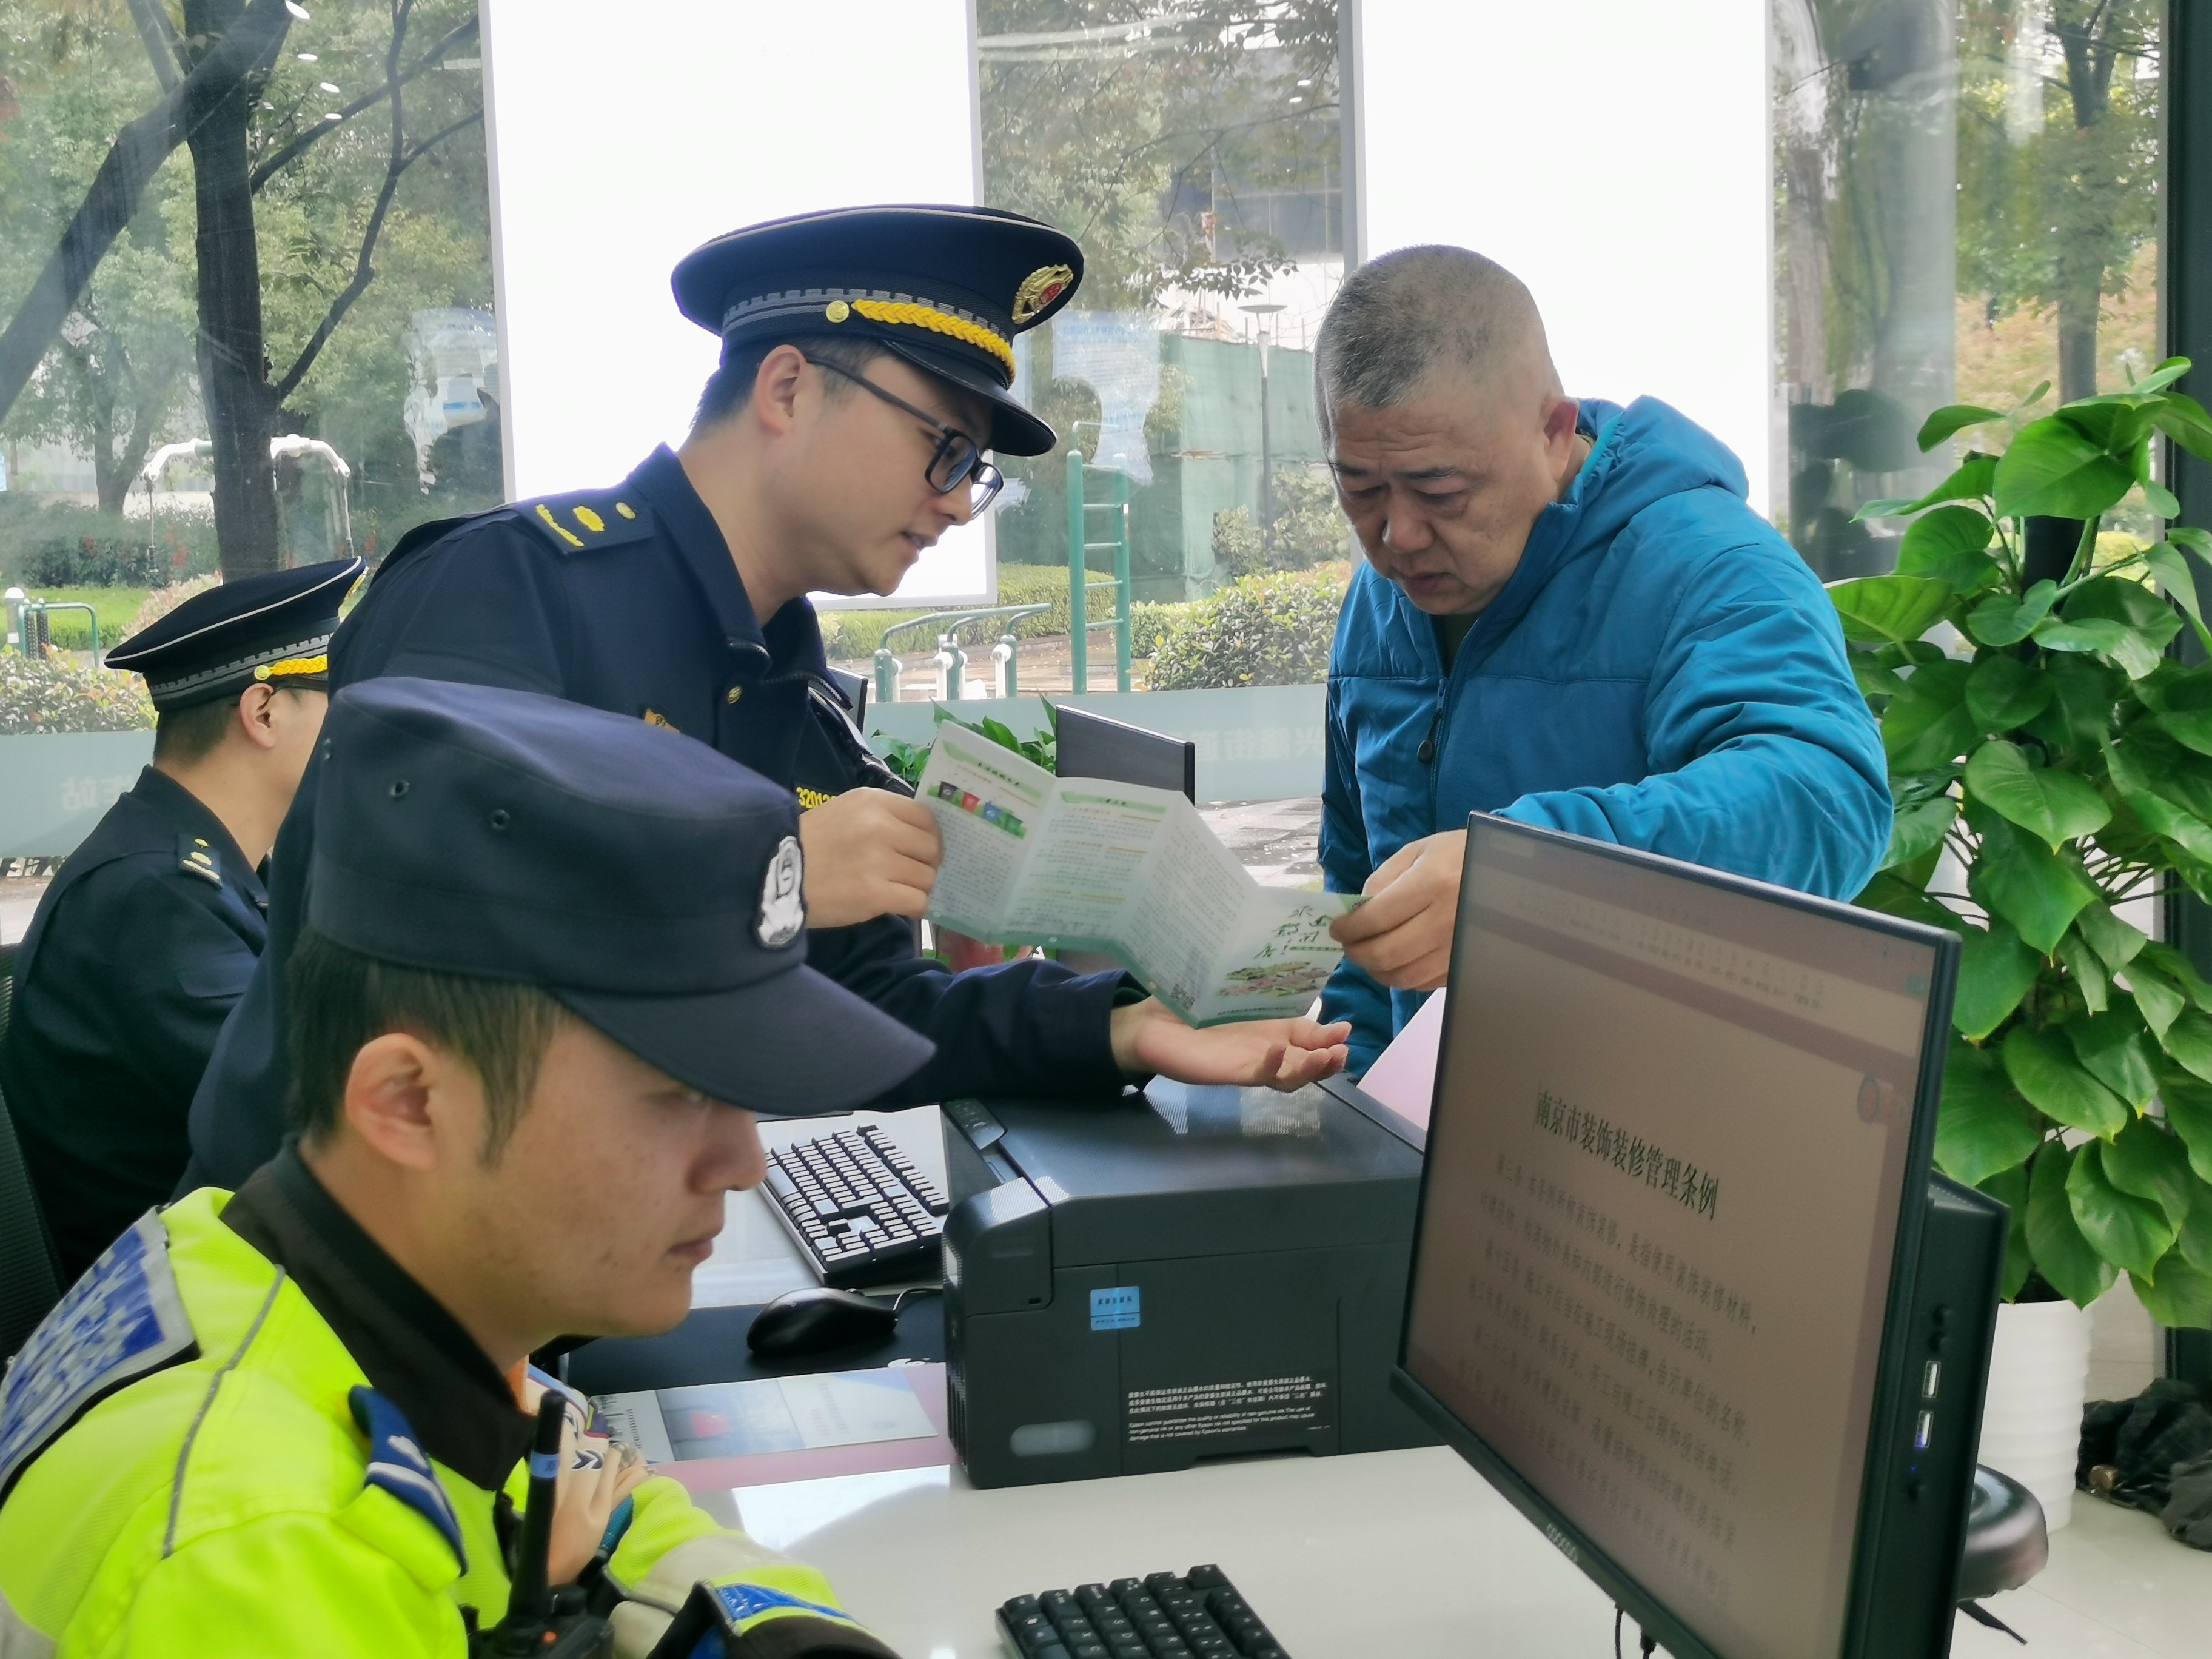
left=1393, top=816, right=2001, bottom=1659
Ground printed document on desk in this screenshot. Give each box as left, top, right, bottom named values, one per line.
left=918, top=721, right=1359, bottom=1025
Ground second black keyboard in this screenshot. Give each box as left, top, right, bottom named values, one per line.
left=760, top=1123, right=949, bottom=1289
left=997, top=1566, right=1289, bottom=1659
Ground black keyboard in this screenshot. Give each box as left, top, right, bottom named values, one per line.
left=760, top=1124, right=949, bottom=1289
left=997, top=1566, right=1289, bottom=1659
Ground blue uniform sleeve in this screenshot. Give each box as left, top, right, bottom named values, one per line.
left=1493, top=543, right=1890, bottom=900
left=808, top=917, right=1134, bottom=1102
left=1318, top=675, right=1395, bottom=1075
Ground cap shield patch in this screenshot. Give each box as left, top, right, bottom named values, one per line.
left=1011, top=263, right=1074, bottom=325
left=756, top=835, right=807, bottom=948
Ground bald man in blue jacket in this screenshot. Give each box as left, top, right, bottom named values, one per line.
left=1319, top=247, right=1891, bottom=1074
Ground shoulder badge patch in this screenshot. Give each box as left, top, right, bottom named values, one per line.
left=756, top=834, right=807, bottom=949
left=515, top=488, right=657, bottom=557
left=349, top=1386, right=467, bottom=1570
left=0, top=1210, right=199, bottom=1504
left=177, top=835, right=222, bottom=888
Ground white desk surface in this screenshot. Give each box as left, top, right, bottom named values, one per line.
left=682, top=1108, right=2212, bottom=1658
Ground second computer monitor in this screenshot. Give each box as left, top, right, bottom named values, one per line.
left=1395, top=816, right=1962, bottom=1659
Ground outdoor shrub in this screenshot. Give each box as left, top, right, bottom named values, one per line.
left=0, top=652, right=153, bottom=734
left=0, top=497, right=218, bottom=588
left=1130, top=600, right=1187, bottom=660
left=1149, top=563, right=1350, bottom=690
left=820, top=563, right=1118, bottom=660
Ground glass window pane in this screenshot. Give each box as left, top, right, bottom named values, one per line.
left=1772, top=0, right=2163, bottom=579
left=968, top=1, right=1351, bottom=695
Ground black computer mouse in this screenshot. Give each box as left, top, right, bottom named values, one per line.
left=745, top=1287, right=900, bottom=1358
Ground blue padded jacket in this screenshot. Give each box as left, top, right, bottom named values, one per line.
left=1319, top=396, right=1891, bottom=1072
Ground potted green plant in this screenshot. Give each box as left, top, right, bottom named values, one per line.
left=1829, top=359, right=2212, bottom=1526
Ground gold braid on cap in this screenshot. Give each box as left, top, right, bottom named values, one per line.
left=842, top=298, right=1016, bottom=383
left=252, top=653, right=329, bottom=681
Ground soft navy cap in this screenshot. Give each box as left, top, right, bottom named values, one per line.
left=107, top=557, right=363, bottom=710
left=671, top=204, right=1084, bottom=456
left=308, top=677, right=934, bottom=1116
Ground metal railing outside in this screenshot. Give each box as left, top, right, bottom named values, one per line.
left=1067, top=449, right=1133, bottom=692
left=2, top=593, right=102, bottom=667
left=874, top=603, right=1052, bottom=703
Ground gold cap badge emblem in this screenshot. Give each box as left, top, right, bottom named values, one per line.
left=1011, top=264, right=1075, bottom=326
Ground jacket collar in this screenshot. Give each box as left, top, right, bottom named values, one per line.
left=625, top=445, right=832, bottom=685
left=222, top=1144, right=532, bottom=1492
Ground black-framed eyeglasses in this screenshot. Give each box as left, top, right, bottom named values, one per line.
left=805, top=355, right=1005, bottom=512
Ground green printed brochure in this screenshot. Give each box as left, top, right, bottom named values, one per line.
left=917, top=721, right=1361, bottom=1026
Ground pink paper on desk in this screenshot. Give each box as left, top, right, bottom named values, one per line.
left=1358, top=990, right=1444, bottom=1132
left=654, top=1364, right=955, bottom=1495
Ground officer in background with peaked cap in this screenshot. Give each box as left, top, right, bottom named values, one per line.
left=0, top=676, right=923, bottom=1657
left=1, top=556, right=360, bottom=1278
left=187, top=204, right=1348, bottom=1187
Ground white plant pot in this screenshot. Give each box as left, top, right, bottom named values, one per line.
left=1974, top=1297, right=2093, bottom=1532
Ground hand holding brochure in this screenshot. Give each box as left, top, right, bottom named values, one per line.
left=916, top=721, right=1359, bottom=1026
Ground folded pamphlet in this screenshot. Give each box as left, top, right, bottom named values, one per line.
left=917, top=721, right=1359, bottom=1026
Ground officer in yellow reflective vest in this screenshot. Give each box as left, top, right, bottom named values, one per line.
left=0, top=676, right=939, bottom=1658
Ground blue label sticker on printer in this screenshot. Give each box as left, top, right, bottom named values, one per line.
left=1090, top=1286, right=1141, bottom=1332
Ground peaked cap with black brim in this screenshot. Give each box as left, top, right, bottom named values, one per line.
left=671, top=204, right=1084, bottom=457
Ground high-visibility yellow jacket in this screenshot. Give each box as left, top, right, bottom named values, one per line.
left=0, top=1191, right=893, bottom=1658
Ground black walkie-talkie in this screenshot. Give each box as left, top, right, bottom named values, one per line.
left=477, top=1391, right=614, bottom=1658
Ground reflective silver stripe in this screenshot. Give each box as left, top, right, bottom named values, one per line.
left=163, top=1269, right=286, bottom=1557
left=0, top=1584, right=57, bottom=1659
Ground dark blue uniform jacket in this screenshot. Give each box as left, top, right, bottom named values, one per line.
left=1, top=768, right=266, bottom=1275
left=186, top=446, right=1128, bottom=1184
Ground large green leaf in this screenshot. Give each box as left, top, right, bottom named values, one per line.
left=2156, top=701, right=2212, bottom=759
left=2074, top=900, right=2149, bottom=973
left=2030, top=653, right=2122, bottom=752
left=1855, top=454, right=1999, bottom=520
left=2102, top=1115, right=2197, bottom=1227
left=1965, top=581, right=2059, bottom=649
left=2028, top=1143, right=2120, bottom=1305
left=2047, top=577, right=2185, bottom=680
left=2163, top=1008, right=2212, bottom=1087
left=2143, top=541, right=2212, bottom=656
left=1884, top=793, right=1956, bottom=872
left=2140, top=941, right=2212, bottom=1008
left=1936, top=1037, right=2044, bottom=1185
left=2057, top=931, right=2109, bottom=1014
left=1896, top=505, right=1999, bottom=593
left=2163, top=1076, right=2212, bottom=1182
left=1962, top=740, right=2110, bottom=850
left=1851, top=652, right=1908, bottom=702
left=1883, top=659, right=1977, bottom=772
left=1830, top=575, right=1952, bottom=646
left=1854, top=870, right=1957, bottom=930
left=1968, top=817, right=2099, bottom=953
left=2125, top=956, right=2187, bottom=1040
left=1952, top=920, right=2041, bottom=1039
left=2182, top=1184, right=2212, bottom=1274
left=2154, top=394, right=2212, bottom=463
left=1964, top=655, right=2053, bottom=734
left=2067, top=1140, right=2177, bottom=1278
left=1992, top=417, right=2137, bottom=521
left=2119, top=788, right=2212, bottom=864
left=2035, top=617, right=2172, bottom=681
left=1917, top=404, right=2007, bottom=451
left=2001, top=1024, right=2130, bottom=1135
left=2066, top=1004, right=2158, bottom=1107
left=2132, top=1250, right=2212, bottom=1329
left=1980, top=1163, right=2035, bottom=1299
left=2109, top=728, right=2212, bottom=821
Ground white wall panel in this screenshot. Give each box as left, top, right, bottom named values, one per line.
left=481, top=0, right=991, bottom=603
left=1356, top=1, right=1771, bottom=512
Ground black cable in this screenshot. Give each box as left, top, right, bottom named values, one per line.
left=1614, top=1607, right=1624, bottom=1659
left=1641, top=1632, right=1658, bottom=1657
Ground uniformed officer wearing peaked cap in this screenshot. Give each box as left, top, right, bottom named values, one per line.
left=1, top=557, right=360, bottom=1278
left=186, top=204, right=1349, bottom=1187
left=0, top=677, right=924, bottom=1657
